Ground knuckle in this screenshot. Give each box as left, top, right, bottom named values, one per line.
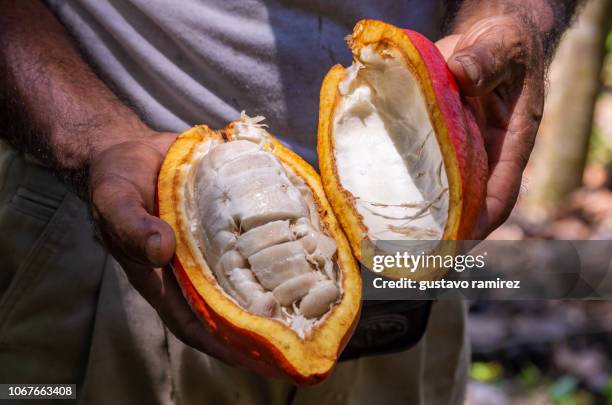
left=90, top=174, right=130, bottom=209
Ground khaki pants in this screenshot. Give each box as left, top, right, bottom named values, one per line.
left=0, top=147, right=469, bottom=405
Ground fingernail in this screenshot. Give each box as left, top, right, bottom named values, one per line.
left=145, top=233, right=161, bottom=264
left=455, top=55, right=481, bottom=85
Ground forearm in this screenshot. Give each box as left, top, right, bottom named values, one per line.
left=448, top=0, right=583, bottom=59
left=0, top=1, right=151, bottom=181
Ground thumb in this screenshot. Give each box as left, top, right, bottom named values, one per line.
left=447, top=17, right=527, bottom=96
left=92, top=181, right=176, bottom=267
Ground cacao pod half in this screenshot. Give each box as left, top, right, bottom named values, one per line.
left=318, top=20, right=488, bottom=278
left=157, top=114, right=361, bottom=384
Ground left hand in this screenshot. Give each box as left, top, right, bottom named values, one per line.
left=436, top=14, right=546, bottom=239
left=89, top=131, right=277, bottom=376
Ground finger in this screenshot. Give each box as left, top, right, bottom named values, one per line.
left=448, top=16, right=529, bottom=96
left=92, top=176, right=176, bottom=266
left=475, top=83, right=543, bottom=238
left=435, top=34, right=461, bottom=60
left=90, top=136, right=178, bottom=266
left=473, top=155, right=524, bottom=239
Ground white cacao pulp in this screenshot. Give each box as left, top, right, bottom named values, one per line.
left=334, top=46, right=449, bottom=242
left=184, top=115, right=341, bottom=335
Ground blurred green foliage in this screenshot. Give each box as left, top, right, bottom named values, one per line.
left=549, top=375, right=579, bottom=404
left=470, top=361, right=504, bottom=382
left=604, top=378, right=612, bottom=399
left=519, top=364, right=543, bottom=389
left=604, top=30, right=612, bottom=85
left=588, top=127, right=612, bottom=165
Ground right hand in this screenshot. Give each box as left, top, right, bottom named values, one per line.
left=89, top=130, right=278, bottom=376
left=436, top=15, right=546, bottom=239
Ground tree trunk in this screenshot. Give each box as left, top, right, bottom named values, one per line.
left=522, top=0, right=610, bottom=220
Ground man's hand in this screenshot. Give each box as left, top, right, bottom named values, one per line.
left=437, top=14, right=545, bottom=239
left=437, top=0, right=581, bottom=238
left=88, top=131, right=267, bottom=371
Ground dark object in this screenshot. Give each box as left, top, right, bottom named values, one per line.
left=341, top=300, right=431, bottom=360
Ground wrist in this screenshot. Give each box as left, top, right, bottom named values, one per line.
left=85, top=120, right=157, bottom=165
left=49, top=112, right=155, bottom=171
left=50, top=114, right=156, bottom=200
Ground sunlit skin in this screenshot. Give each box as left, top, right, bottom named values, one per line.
left=437, top=14, right=546, bottom=239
